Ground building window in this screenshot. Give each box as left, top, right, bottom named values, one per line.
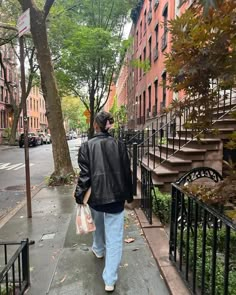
left=162, top=72, right=167, bottom=108
left=148, top=36, right=152, bottom=66
left=0, top=110, right=6, bottom=128
left=143, top=47, right=146, bottom=75
left=154, top=0, right=159, bottom=10
left=154, top=80, right=158, bottom=115
left=30, top=98, right=32, bottom=110
left=161, top=5, right=168, bottom=51
left=147, top=0, right=152, bottom=24
left=139, top=55, right=142, bottom=79
left=148, top=85, right=151, bottom=111
left=139, top=95, right=142, bottom=120
left=5, top=91, right=8, bottom=103
left=143, top=91, right=146, bottom=121
left=140, top=21, right=142, bottom=42
left=136, top=30, right=139, bottom=50
left=30, top=117, right=32, bottom=128
left=0, top=86, right=3, bottom=101
left=144, top=10, right=147, bottom=33
left=154, top=24, right=159, bottom=61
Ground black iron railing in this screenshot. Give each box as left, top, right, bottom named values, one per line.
left=140, top=163, right=156, bottom=224
left=169, top=168, right=236, bottom=295
left=137, top=87, right=236, bottom=171
left=0, top=240, right=30, bottom=295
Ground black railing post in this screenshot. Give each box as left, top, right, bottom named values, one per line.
left=22, top=239, right=30, bottom=289
left=169, top=185, right=176, bottom=258
left=132, top=143, right=137, bottom=196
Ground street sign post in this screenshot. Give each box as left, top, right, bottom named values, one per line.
left=17, top=8, right=30, bottom=37
left=17, top=9, right=32, bottom=218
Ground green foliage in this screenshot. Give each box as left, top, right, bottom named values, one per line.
left=61, top=96, right=87, bottom=131
left=153, top=188, right=171, bottom=224
left=109, top=96, right=128, bottom=128
left=45, top=172, right=75, bottom=186
left=49, top=0, right=135, bottom=135
left=131, top=58, right=151, bottom=74
left=179, top=227, right=236, bottom=294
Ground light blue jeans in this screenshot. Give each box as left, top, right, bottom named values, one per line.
left=90, top=208, right=124, bottom=286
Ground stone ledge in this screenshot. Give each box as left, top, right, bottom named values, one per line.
left=135, top=209, right=190, bottom=295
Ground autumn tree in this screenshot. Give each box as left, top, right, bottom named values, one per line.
left=165, top=1, right=236, bottom=130
left=17, top=0, right=74, bottom=182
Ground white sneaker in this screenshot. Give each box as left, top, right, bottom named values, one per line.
left=105, top=285, right=115, bottom=292
left=92, top=248, right=104, bottom=259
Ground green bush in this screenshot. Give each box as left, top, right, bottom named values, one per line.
left=152, top=188, right=171, bottom=224
left=179, top=228, right=236, bottom=295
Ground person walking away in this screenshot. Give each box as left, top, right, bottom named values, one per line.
left=74, top=111, right=133, bottom=292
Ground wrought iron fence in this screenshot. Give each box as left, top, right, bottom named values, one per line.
left=0, top=240, right=30, bottom=295
left=140, top=163, right=156, bottom=224
left=169, top=168, right=236, bottom=295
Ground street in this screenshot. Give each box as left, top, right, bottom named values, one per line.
left=0, top=139, right=80, bottom=221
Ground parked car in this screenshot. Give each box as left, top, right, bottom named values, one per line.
left=38, top=133, right=51, bottom=144
left=66, top=132, right=73, bottom=140
left=71, top=131, right=78, bottom=139
left=19, top=132, right=42, bottom=148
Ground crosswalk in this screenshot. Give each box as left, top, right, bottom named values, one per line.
left=0, top=162, right=35, bottom=171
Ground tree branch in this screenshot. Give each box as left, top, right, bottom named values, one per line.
left=44, top=0, right=55, bottom=18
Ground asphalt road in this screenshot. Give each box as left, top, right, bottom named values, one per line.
left=0, top=138, right=81, bottom=220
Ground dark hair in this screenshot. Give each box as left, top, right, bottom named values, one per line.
left=94, top=111, right=114, bottom=133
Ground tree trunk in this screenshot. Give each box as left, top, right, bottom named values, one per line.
left=9, top=107, right=21, bottom=145
left=89, top=91, right=95, bottom=139
left=20, top=1, right=73, bottom=178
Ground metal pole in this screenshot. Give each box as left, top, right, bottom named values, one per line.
left=132, top=143, right=137, bottom=196
left=19, top=36, right=32, bottom=218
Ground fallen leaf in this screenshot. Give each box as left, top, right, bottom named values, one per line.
left=60, top=275, right=67, bottom=283
left=132, top=248, right=139, bottom=251
left=124, top=238, right=135, bottom=243
left=120, top=263, right=129, bottom=268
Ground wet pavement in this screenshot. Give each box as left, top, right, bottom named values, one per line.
left=0, top=186, right=170, bottom=295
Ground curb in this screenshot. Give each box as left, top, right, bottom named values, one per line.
left=0, top=181, right=45, bottom=229
left=134, top=208, right=190, bottom=295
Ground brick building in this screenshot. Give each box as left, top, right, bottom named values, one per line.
left=117, top=0, right=194, bottom=129
left=104, top=82, right=116, bottom=112
left=0, top=45, right=20, bottom=143
left=129, top=0, right=175, bottom=128
left=19, top=86, right=48, bottom=134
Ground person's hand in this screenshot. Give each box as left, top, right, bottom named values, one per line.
left=74, top=191, right=84, bottom=204
left=127, top=197, right=133, bottom=204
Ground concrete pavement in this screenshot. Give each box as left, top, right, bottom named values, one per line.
left=0, top=185, right=170, bottom=295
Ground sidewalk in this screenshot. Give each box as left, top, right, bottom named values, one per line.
left=0, top=186, right=170, bottom=295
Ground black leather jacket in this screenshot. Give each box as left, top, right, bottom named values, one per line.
left=75, top=132, right=133, bottom=206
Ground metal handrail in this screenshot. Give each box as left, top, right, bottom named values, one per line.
left=172, top=182, right=236, bottom=230
left=137, top=86, right=236, bottom=170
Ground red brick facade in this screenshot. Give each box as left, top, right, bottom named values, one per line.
left=116, top=0, right=194, bottom=129
left=0, top=45, right=20, bottom=143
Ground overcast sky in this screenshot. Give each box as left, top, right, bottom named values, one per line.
left=123, top=21, right=132, bottom=39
